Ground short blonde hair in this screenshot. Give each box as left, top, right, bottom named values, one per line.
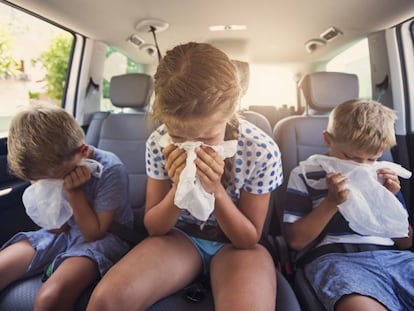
left=327, top=99, right=397, bottom=154
left=7, top=103, right=85, bottom=180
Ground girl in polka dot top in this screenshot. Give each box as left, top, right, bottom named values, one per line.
left=87, top=42, right=284, bottom=311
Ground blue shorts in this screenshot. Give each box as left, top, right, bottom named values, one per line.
left=304, top=250, right=414, bottom=311
left=174, top=228, right=226, bottom=274
left=2, top=227, right=130, bottom=278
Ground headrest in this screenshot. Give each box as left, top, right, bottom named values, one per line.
left=300, top=72, right=359, bottom=113
left=110, top=73, right=154, bottom=109
left=232, top=60, right=250, bottom=96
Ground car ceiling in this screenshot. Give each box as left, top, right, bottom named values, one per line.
left=4, top=0, right=414, bottom=66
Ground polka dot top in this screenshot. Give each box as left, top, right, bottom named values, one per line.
left=145, top=118, right=283, bottom=224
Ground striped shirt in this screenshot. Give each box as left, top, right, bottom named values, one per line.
left=283, top=161, right=406, bottom=247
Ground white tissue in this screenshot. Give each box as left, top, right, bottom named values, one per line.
left=80, top=158, right=103, bottom=178
left=22, top=158, right=104, bottom=229
left=160, top=133, right=237, bottom=221
left=23, top=179, right=72, bottom=229
left=301, top=154, right=411, bottom=238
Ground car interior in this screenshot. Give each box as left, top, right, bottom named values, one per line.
left=0, top=0, right=414, bottom=310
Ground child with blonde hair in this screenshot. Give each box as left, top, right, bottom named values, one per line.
left=1, top=103, right=133, bottom=311
left=284, top=99, right=414, bottom=310
left=87, top=42, right=283, bottom=311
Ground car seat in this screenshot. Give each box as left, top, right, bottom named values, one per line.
left=85, top=73, right=157, bottom=238
left=272, top=71, right=394, bottom=311
left=0, top=72, right=301, bottom=310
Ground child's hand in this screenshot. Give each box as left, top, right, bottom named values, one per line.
left=325, top=172, right=350, bottom=205
left=195, top=145, right=225, bottom=194
left=163, top=144, right=186, bottom=185
left=63, top=165, right=91, bottom=192
left=377, top=168, right=401, bottom=194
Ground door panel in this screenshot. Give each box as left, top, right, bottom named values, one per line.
left=0, top=137, right=36, bottom=245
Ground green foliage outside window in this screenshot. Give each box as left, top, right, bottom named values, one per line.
left=35, top=33, right=73, bottom=99
left=102, top=47, right=144, bottom=99
left=0, top=24, right=18, bottom=79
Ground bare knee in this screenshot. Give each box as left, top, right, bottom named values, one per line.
left=87, top=282, right=118, bottom=311
left=87, top=280, right=147, bottom=311
left=34, top=282, right=67, bottom=311
left=211, top=245, right=276, bottom=311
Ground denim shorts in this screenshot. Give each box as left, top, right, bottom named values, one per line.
left=2, top=227, right=130, bottom=278
left=304, top=250, right=414, bottom=311
left=174, top=228, right=226, bottom=273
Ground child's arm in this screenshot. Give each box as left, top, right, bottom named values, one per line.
left=393, top=225, right=413, bottom=249
left=144, top=144, right=185, bottom=236
left=64, top=166, right=115, bottom=242
left=285, top=172, right=349, bottom=251
left=195, top=146, right=269, bottom=249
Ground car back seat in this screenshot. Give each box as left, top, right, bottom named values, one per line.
left=86, top=73, right=155, bottom=212
left=0, top=71, right=302, bottom=311
left=272, top=71, right=393, bottom=311
left=93, top=69, right=301, bottom=310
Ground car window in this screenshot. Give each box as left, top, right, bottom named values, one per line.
left=326, top=39, right=372, bottom=99
left=241, top=64, right=297, bottom=111
left=0, top=2, right=74, bottom=137
left=100, top=47, right=145, bottom=112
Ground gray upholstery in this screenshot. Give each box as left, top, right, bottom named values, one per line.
left=239, top=110, right=273, bottom=136
left=300, top=71, right=358, bottom=113
left=0, top=71, right=302, bottom=311
left=96, top=114, right=155, bottom=208
left=248, top=105, right=279, bottom=128
left=273, top=72, right=360, bottom=311
left=109, top=73, right=154, bottom=108
left=85, top=73, right=155, bottom=209
left=274, top=71, right=394, bottom=311
left=275, top=72, right=359, bottom=177
left=274, top=115, right=330, bottom=181
left=84, top=111, right=110, bottom=148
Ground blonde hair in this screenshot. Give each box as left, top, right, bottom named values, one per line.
left=153, top=42, right=242, bottom=186
left=327, top=99, right=397, bottom=154
left=7, top=103, right=85, bottom=180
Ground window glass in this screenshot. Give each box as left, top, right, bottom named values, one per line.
left=0, top=2, right=74, bottom=137
left=100, top=47, right=144, bottom=111
left=326, top=39, right=372, bottom=99
left=241, top=64, right=297, bottom=111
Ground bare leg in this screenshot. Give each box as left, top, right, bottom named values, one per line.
left=34, top=256, right=98, bottom=311
left=210, top=244, right=276, bottom=311
left=86, top=230, right=203, bottom=311
left=336, top=294, right=388, bottom=311
left=0, top=239, right=35, bottom=290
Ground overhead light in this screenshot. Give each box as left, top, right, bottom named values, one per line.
left=136, top=18, right=169, bottom=33
left=209, top=25, right=247, bottom=31
left=140, top=43, right=157, bottom=57
left=320, top=26, right=343, bottom=42
left=127, top=34, right=145, bottom=47
left=304, top=38, right=326, bottom=53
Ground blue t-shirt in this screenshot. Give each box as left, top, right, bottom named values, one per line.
left=145, top=118, right=284, bottom=225
left=68, top=147, right=133, bottom=228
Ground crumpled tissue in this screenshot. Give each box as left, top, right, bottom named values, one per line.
left=159, top=133, right=237, bottom=221
left=22, top=158, right=104, bottom=229
left=300, top=154, right=412, bottom=238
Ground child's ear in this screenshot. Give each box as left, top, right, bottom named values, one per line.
left=323, top=131, right=331, bottom=147
left=79, top=144, right=89, bottom=157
